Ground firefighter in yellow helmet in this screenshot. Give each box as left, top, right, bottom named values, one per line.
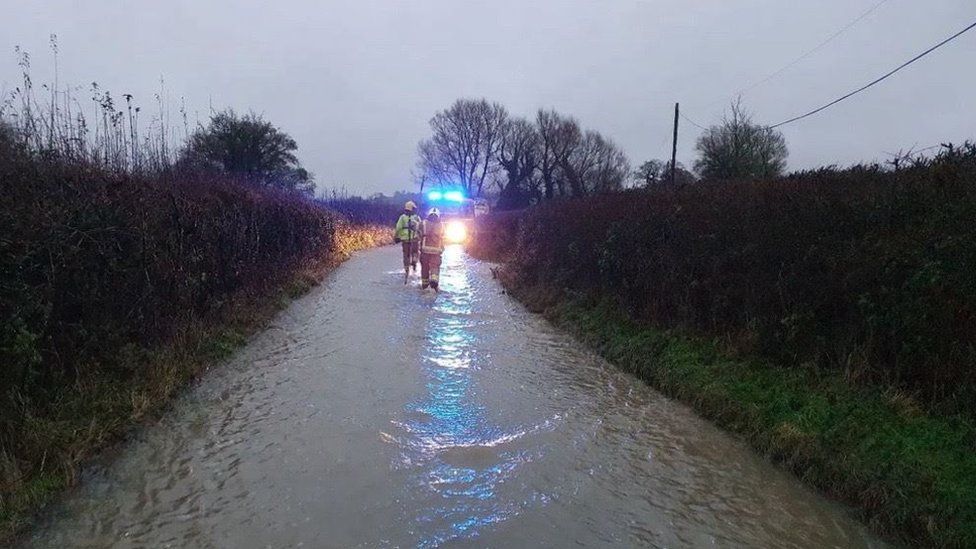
left=393, top=201, right=421, bottom=284
left=419, top=207, right=446, bottom=291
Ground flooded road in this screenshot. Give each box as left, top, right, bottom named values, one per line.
left=29, top=246, right=883, bottom=548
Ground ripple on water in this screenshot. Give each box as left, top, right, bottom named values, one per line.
left=26, top=246, right=885, bottom=549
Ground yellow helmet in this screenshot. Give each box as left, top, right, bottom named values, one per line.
left=404, top=201, right=417, bottom=212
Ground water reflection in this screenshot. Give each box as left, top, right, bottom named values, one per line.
left=394, top=246, right=537, bottom=547
left=24, top=244, right=886, bottom=548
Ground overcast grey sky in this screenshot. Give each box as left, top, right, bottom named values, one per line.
left=4, top=0, right=974, bottom=194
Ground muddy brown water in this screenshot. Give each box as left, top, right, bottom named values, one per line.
left=26, top=246, right=885, bottom=548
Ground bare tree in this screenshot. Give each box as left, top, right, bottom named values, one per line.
left=418, top=101, right=630, bottom=202
left=417, top=98, right=508, bottom=197
left=560, top=129, right=597, bottom=196
left=694, top=100, right=788, bottom=180
left=559, top=130, right=629, bottom=195
left=496, top=117, right=540, bottom=209
left=586, top=132, right=630, bottom=193
left=535, top=109, right=630, bottom=198
left=536, top=109, right=581, bottom=198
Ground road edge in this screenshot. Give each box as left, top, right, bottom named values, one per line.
left=0, top=226, right=392, bottom=544
left=493, top=279, right=975, bottom=548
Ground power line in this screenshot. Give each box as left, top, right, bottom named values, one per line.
left=734, top=0, right=890, bottom=98
left=680, top=112, right=707, bottom=130
left=683, top=0, right=891, bottom=133
left=770, top=18, right=976, bottom=128
left=696, top=0, right=890, bottom=114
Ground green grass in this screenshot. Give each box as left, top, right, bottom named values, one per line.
left=519, top=292, right=976, bottom=548
left=0, top=227, right=390, bottom=544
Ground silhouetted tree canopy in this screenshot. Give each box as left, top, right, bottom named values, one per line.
left=417, top=99, right=631, bottom=204
left=417, top=99, right=508, bottom=197
left=694, top=102, right=788, bottom=180
left=496, top=117, right=541, bottom=209
left=634, top=159, right=695, bottom=186
left=180, top=110, right=313, bottom=194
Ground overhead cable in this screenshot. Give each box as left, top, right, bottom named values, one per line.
left=770, top=19, right=976, bottom=128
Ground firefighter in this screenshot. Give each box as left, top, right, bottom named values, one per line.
left=419, top=208, right=446, bottom=291
left=393, top=201, right=421, bottom=284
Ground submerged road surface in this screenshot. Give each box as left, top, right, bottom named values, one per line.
left=29, top=246, right=884, bottom=548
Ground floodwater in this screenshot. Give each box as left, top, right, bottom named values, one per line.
left=27, top=246, right=884, bottom=548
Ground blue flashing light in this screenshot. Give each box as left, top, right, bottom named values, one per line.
left=444, top=190, right=465, bottom=202
left=427, top=190, right=443, bottom=201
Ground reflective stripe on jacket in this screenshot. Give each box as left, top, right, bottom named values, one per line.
left=395, top=214, right=422, bottom=242
left=421, top=219, right=445, bottom=255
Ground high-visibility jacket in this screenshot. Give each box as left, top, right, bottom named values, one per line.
left=394, top=213, right=422, bottom=242
left=421, top=219, right=445, bottom=255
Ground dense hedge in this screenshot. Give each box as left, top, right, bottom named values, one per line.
left=0, top=122, right=399, bottom=539
left=1, top=129, right=397, bottom=537
left=473, top=144, right=976, bottom=414
left=0, top=130, right=348, bottom=423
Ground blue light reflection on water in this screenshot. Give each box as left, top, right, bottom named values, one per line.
left=396, top=246, right=538, bottom=547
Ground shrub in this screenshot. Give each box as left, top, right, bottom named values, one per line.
left=476, top=144, right=976, bottom=414
left=0, top=140, right=344, bottom=421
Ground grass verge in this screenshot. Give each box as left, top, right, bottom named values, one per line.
left=0, top=226, right=390, bottom=543
left=506, top=284, right=976, bottom=548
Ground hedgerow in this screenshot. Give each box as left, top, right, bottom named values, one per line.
left=474, top=143, right=976, bottom=416
left=0, top=126, right=390, bottom=537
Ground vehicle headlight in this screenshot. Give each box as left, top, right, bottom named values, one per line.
left=445, top=220, right=468, bottom=243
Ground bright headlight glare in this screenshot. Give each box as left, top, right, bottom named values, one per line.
left=445, top=220, right=468, bottom=243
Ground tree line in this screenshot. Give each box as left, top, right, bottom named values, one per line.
left=417, top=98, right=790, bottom=208
left=416, top=99, right=632, bottom=209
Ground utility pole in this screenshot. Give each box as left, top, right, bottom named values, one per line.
left=670, top=102, right=679, bottom=186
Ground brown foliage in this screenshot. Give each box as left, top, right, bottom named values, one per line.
left=474, top=144, right=976, bottom=414
left=0, top=131, right=343, bottom=405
